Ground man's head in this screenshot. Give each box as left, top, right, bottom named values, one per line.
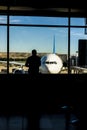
left=32, top=49, right=37, bottom=55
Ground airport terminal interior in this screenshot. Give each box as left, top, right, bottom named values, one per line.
left=0, top=0, right=85, bottom=130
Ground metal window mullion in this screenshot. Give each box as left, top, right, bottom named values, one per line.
left=68, top=9, right=71, bottom=74
left=7, top=6, right=9, bottom=74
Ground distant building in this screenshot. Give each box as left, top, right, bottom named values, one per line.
left=58, top=54, right=67, bottom=63
left=57, top=54, right=67, bottom=68
left=78, top=39, right=87, bottom=66
left=70, top=55, right=78, bottom=66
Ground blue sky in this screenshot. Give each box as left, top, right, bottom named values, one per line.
left=0, top=16, right=87, bottom=55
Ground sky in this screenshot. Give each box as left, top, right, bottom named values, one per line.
left=0, top=16, right=87, bottom=55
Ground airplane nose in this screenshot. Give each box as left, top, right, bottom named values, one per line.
left=47, top=64, right=62, bottom=74
left=47, top=66, right=57, bottom=74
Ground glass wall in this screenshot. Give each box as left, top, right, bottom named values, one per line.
left=10, top=16, right=68, bottom=25
left=0, top=15, right=87, bottom=74
left=9, top=16, right=68, bottom=74
left=0, top=15, right=7, bottom=74
left=70, top=18, right=87, bottom=74
left=9, top=26, right=68, bottom=74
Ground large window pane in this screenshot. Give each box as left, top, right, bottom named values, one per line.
left=10, top=16, right=68, bottom=25
left=9, top=26, right=68, bottom=74
left=70, top=18, right=85, bottom=26
left=70, top=27, right=87, bottom=74
left=0, top=26, right=7, bottom=74
left=0, top=15, right=7, bottom=24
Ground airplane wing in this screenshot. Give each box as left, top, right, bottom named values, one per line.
left=0, top=60, right=25, bottom=67
left=0, top=60, right=7, bottom=64
left=9, top=61, right=25, bottom=66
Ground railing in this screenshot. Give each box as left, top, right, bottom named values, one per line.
left=70, top=66, right=87, bottom=74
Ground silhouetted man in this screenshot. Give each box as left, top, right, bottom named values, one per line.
left=25, top=49, right=41, bottom=75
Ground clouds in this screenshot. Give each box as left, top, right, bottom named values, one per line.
left=71, top=29, right=87, bottom=39
left=0, top=16, right=21, bottom=24
left=0, top=16, right=7, bottom=23
left=10, top=19, right=21, bottom=23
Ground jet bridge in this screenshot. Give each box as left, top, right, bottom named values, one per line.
left=71, top=66, right=87, bottom=74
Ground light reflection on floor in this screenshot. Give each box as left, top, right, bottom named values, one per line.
left=0, top=114, right=78, bottom=130
left=40, top=114, right=66, bottom=130
left=0, top=116, right=27, bottom=130
left=40, top=114, right=77, bottom=130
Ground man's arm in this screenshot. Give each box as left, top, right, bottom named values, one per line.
left=25, top=58, right=29, bottom=67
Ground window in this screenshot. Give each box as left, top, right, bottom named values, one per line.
left=0, top=16, right=7, bottom=74
left=0, top=15, right=87, bottom=74
left=9, top=16, right=68, bottom=74
left=70, top=17, right=87, bottom=74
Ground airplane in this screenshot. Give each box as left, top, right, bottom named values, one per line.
left=39, top=36, right=63, bottom=74
left=0, top=36, right=63, bottom=74
left=0, top=60, right=24, bottom=67
left=0, top=60, right=26, bottom=74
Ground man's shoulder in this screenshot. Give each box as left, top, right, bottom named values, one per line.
left=37, top=56, right=41, bottom=59
left=26, top=56, right=32, bottom=61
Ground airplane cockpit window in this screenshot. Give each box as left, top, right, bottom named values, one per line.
left=45, top=61, right=57, bottom=64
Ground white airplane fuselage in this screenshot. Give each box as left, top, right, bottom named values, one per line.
left=39, top=53, right=63, bottom=74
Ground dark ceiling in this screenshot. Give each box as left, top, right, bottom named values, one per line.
left=0, top=0, right=87, bottom=17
